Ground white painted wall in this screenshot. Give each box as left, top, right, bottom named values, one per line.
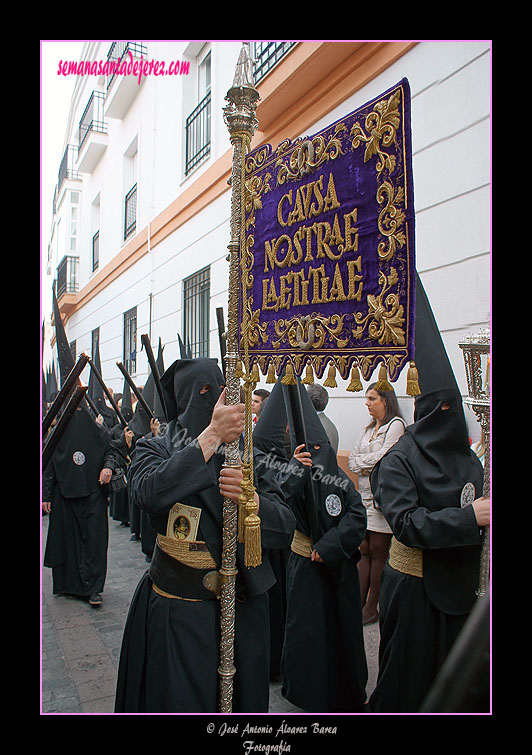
left=45, top=40, right=491, bottom=451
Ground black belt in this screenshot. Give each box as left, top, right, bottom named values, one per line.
left=149, top=540, right=220, bottom=601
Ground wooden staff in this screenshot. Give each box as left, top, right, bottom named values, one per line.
left=42, top=385, right=88, bottom=469
left=140, top=334, right=168, bottom=421
left=87, top=357, right=128, bottom=428
left=116, top=361, right=157, bottom=421
left=42, top=353, right=90, bottom=436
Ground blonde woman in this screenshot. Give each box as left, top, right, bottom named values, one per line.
left=349, top=384, right=406, bottom=624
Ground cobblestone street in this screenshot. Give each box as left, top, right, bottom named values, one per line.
left=41, top=513, right=378, bottom=715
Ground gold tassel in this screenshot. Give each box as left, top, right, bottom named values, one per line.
left=250, top=362, right=260, bottom=384
left=301, top=362, right=314, bottom=384
left=235, top=359, right=244, bottom=379
left=244, top=505, right=262, bottom=567
left=406, top=361, right=421, bottom=396
left=374, top=363, right=393, bottom=392
left=281, top=362, right=297, bottom=385
left=266, top=362, right=277, bottom=384
left=346, top=364, right=363, bottom=392
left=323, top=363, right=337, bottom=388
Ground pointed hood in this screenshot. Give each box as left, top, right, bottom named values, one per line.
left=177, top=333, right=192, bottom=359
left=128, top=373, right=155, bottom=437
left=160, top=357, right=224, bottom=439
left=152, top=338, right=167, bottom=422
left=52, top=285, right=75, bottom=386
left=46, top=364, right=59, bottom=403
left=88, top=332, right=115, bottom=427
left=253, top=381, right=290, bottom=460
left=409, top=273, right=471, bottom=464
left=121, top=375, right=134, bottom=422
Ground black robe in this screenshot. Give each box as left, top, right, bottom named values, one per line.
left=254, top=381, right=368, bottom=713
left=114, top=421, right=296, bottom=713
left=368, top=388, right=485, bottom=712
left=43, top=407, right=115, bottom=597
left=275, top=451, right=368, bottom=712
left=108, top=424, right=132, bottom=525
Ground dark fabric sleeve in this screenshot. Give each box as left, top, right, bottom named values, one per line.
left=253, top=449, right=296, bottom=550
left=312, top=483, right=367, bottom=564
left=274, top=459, right=310, bottom=499
left=42, top=462, right=56, bottom=501
left=130, top=437, right=218, bottom=516
left=372, top=451, right=481, bottom=550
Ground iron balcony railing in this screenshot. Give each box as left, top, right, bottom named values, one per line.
left=56, top=256, right=79, bottom=299
left=185, top=92, right=211, bottom=175
left=78, top=91, right=107, bottom=153
left=124, top=184, right=137, bottom=240
left=106, top=41, right=148, bottom=90
left=58, top=145, right=81, bottom=190
left=251, top=41, right=296, bottom=83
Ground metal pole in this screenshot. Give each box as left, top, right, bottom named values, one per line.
left=217, top=42, right=260, bottom=713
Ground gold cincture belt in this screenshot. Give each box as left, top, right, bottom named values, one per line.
left=291, top=529, right=313, bottom=558
left=150, top=535, right=220, bottom=601
left=389, top=536, right=423, bottom=578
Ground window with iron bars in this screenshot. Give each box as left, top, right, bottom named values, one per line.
left=183, top=266, right=210, bottom=357
left=185, top=92, right=211, bottom=175
left=124, top=184, right=137, bottom=240
left=123, top=307, right=137, bottom=374
left=92, top=231, right=99, bottom=272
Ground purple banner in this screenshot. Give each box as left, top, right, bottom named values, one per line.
left=239, top=79, right=415, bottom=382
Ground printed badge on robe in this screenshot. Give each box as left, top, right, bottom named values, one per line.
left=166, top=502, right=202, bottom=541
left=460, top=482, right=476, bottom=508
left=325, top=493, right=342, bottom=517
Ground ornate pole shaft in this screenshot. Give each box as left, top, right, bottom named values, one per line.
left=459, top=330, right=490, bottom=600
left=218, top=43, right=260, bottom=713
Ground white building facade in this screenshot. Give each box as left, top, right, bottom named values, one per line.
left=44, top=40, right=491, bottom=454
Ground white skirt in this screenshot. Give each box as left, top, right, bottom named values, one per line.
left=363, top=497, right=392, bottom=535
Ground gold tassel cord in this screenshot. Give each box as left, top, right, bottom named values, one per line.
left=238, top=130, right=261, bottom=568
left=237, top=464, right=252, bottom=543
left=323, top=363, right=337, bottom=388
left=374, top=363, right=393, bottom=392
left=346, top=363, right=363, bottom=392
left=406, top=361, right=421, bottom=396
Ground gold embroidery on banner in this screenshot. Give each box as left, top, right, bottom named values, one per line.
left=350, top=89, right=401, bottom=176
left=275, top=125, right=346, bottom=184
left=240, top=84, right=411, bottom=384
left=272, top=313, right=348, bottom=350
left=352, top=268, right=405, bottom=346
left=377, top=181, right=407, bottom=261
